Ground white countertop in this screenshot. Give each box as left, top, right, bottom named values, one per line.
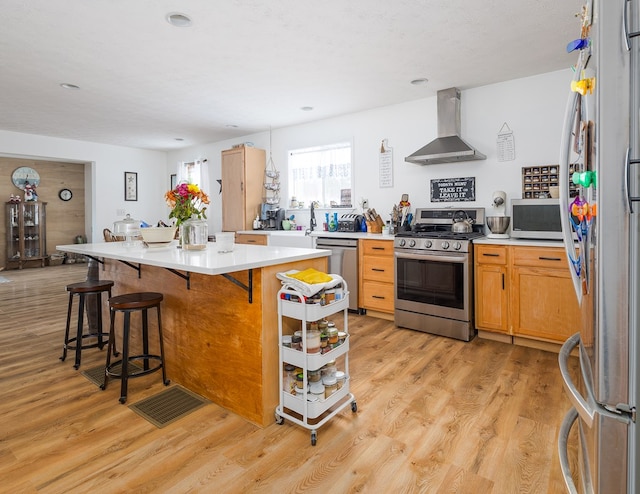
left=237, top=230, right=395, bottom=240
left=57, top=241, right=330, bottom=276
left=474, top=237, right=566, bottom=248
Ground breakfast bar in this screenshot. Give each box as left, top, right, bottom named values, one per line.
left=57, top=241, right=329, bottom=427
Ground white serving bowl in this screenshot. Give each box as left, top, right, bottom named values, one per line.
left=140, top=226, right=177, bottom=243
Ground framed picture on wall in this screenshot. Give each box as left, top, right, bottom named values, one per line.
left=125, top=171, right=137, bottom=201
left=170, top=174, right=177, bottom=190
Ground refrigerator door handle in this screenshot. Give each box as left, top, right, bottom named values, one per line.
left=559, top=333, right=596, bottom=427
left=558, top=407, right=580, bottom=494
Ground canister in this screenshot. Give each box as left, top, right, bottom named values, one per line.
left=306, top=329, right=321, bottom=353
left=309, top=382, right=325, bottom=400
left=308, top=369, right=322, bottom=382
left=321, top=360, right=336, bottom=379
left=282, top=334, right=292, bottom=348
left=335, top=370, right=346, bottom=389
left=327, top=326, right=339, bottom=345
left=323, top=376, right=338, bottom=398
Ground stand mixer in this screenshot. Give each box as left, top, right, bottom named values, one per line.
left=487, top=191, right=510, bottom=239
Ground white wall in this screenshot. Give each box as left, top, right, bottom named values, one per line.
left=168, top=69, right=572, bottom=230
left=0, top=68, right=572, bottom=240
left=0, top=131, right=166, bottom=242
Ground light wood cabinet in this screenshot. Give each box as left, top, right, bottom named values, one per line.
left=235, top=233, right=268, bottom=245
left=221, top=146, right=266, bottom=232
left=359, top=239, right=394, bottom=316
left=510, top=246, right=580, bottom=342
left=474, top=245, right=509, bottom=333
left=5, top=201, right=47, bottom=269
left=474, top=243, right=580, bottom=345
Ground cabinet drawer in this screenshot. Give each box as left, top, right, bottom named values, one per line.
left=475, top=245, right=507, bottom=265
left=362, top=255, right=394, bottom=283
left=361, top=281, right=394, bottom=312
left=235, top=233, right=268, bottom=245
left=512, top=246, right=566, bottom=269
left=361, top=239, right=394, bottom=256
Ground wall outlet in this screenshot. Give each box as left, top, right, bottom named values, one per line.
left=116, top=208, right=126, bottom=217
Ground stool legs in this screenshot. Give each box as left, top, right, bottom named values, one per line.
left=60, top=287, right=116, bottom=369
left=102, top=302, right=169, bottom=404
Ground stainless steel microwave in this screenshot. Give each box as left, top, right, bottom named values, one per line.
left=510, top=198, right=564, bottom=240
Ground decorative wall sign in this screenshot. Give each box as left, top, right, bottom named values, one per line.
left=125, top=171, right=138, bottom=201
left=379, top=139, right=393, bottom=188
left=497, top=122, right=515, bottom=162
left=431, top=177, right=476, bottom=202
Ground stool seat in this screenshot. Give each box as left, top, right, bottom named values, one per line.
left=109, top=292, right=163, bottom=310
left=102, top=291, right=169, bottom=404
left=67, top=280, right=115, bottom=294
left=61, top=279, right=115, bottom=369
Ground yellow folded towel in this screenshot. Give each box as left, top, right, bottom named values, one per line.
left=286, top=268, right=332, bottom=284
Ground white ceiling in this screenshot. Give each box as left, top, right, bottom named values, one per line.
left=1, top=0, right=583, bottom=152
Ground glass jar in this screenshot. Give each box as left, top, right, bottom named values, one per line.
left=327, top=326, right=339, bottom=345
left=308, top=369, right=322, bottom=382
left=292, top=334, right=302, bottom=351
left=306, top=329, right=321, bottom=354
left=282, top=334, right=292, bottom=348
left=182, top=215, right=208, bottom=250
left=335, top=370, right=346, bottom=389
left=309, top=382, right=325, bottom=400
left=283, top=364, right=296, bottom=393
left=323, top=376, right=338, bottom=398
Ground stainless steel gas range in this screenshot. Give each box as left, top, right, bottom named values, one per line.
left=394, top=207, right=485, bottom=341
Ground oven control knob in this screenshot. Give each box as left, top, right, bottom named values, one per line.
left=409, top=239, right=416, bottom=248
left=398, top=239, right=406, bottom=247
left=424, top=240, right=433, bottom=248
left=441, top=241, right=450, bottom=250
left=453, top=241, right=462, bottom=251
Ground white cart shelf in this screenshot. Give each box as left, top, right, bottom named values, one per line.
left=275, top=281, right=356, bottom=446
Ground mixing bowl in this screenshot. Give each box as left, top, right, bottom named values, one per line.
left=140, top=226, right=177, bottom=243
left=487, top=216, right=510, bottom=235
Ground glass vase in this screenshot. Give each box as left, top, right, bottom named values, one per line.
left=182, top=215, right=208, bottom=250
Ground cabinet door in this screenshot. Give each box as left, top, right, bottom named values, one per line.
left=510, top=265, right=580, bottom=342
left=361, top=280, right=395, bottom=312
left=221, top=149, right=246, bottom=232
left=361, top=255, right=394, bottom=283
left=475, top=264, right=509, bottom=332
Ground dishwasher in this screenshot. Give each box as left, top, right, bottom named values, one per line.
left=315, top=237, right=359, bottom=313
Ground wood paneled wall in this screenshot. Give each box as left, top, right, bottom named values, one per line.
left=0, top=157, right=85, bottom=268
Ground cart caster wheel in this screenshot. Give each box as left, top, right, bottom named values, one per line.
left=275, top=413, right=284, bottom=425
left=311, top=431, right=317, bottom=446
left=119, top=396, right=127, bottom=404
left=351, top=401, right=357, bottom=412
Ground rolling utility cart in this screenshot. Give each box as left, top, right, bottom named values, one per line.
left=275, top=280, right=356, bottom=446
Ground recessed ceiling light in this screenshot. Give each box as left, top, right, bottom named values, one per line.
left=300, top=106, right=314, bottom=112
left=410, top=78, right=429, bottom=86
left=174, top=138, right=184, bottom=141
left=166, top=12, right=192, bottom=27
left=60, top=83, right=80, bottom=90
left=225, top=124, right=239, bottom=128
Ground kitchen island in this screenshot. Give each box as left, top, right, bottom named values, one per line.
left=57, top=241, right=329, bottom=427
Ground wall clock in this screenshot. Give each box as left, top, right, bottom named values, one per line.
left=59, top=188, right=73, bottom=201
left=11, top=166, right=40, bottom=190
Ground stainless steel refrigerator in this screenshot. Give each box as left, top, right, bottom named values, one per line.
left=557, top=0, right=638, bottom=492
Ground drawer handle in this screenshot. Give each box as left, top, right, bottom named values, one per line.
left=482, top=253, right=500, bottom=257
left=539, top=256, right=562, bottom=261
left=372, top=247, right=386, bottom=251
left=247, top=240, right=257, bottom=243
left=372, top=295, right=386, bottom=299
left=372, top=268, right=385, bottom=272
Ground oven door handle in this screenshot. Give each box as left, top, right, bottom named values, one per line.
left=395, top=251, right=467, bottom=264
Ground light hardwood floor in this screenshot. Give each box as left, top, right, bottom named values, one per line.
left=0, top=264, right=578, bottom=493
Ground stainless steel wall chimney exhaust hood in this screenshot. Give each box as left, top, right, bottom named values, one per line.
left=405, top=87, right=486, bottom=165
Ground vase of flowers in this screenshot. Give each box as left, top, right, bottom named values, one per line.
left=165, top=182, right=210, bottom=247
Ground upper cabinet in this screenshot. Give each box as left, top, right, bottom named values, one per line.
left=221, top=146, right=266, bottom=232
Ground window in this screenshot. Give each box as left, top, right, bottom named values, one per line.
left=288, top=142, right=352, bottom=207
left=176, top=159, right=209, bottom=192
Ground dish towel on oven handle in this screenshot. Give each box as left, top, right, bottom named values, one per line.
left=276, top=268, right=344, bottom=297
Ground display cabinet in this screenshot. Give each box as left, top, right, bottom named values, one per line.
left=5, top=201, right=47, bottom=269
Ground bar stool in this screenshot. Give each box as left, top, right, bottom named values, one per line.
left=101, top=292, right=170, bottom=404
left=60, top=279, right=115, bottom=369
